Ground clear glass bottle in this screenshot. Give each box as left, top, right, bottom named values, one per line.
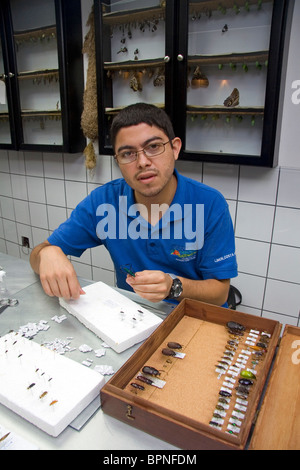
left=0, top=268, right=9, bottom=302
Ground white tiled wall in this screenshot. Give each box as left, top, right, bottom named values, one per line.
left=0, top=149, right=300, bottom=328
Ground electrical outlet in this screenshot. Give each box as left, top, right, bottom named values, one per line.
left=21, top=236, right=30, bottom=248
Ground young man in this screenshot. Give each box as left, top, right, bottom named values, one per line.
left=30, top=103, right=237, bottom=306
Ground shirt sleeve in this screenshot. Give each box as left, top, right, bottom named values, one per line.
left=48, top=193, right=101, bottom=257
left=198, top=202, right=238, bottom=281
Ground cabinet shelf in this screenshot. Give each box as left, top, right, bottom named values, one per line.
left=104, top=58, right=165, bottom=72
left=102, top=6, right=165, bottom=27
left=18, top=68, right=59, bottom=80
left=105, top=102, right=164, bottom=116
left=21, top=110, right=61, bottom=117
left=189, top=0, right=270, bottom=14
left=188, top=51, right=269, bottom=67
left=13, top=25, right=56, bottom=44
left=187, top=105, right=264, bottom=116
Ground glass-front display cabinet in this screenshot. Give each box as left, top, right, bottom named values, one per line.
left=95, top=0, right=288, bottom=167
left=0, top=6, right=16, bottom=147
left=0, top=0, right=85, bottom=152
left=95, top=0, right=176, bottom=153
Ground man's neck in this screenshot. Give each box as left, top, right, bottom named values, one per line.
left=134, top=174, right=178, bottom=226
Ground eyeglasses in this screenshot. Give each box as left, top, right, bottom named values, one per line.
left=115, top=141, right=170, bottom=165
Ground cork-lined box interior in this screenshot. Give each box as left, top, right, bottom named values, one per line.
left=101, top=299, right=282, bottom=450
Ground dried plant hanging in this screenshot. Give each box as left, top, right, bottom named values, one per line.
left=84, top=141, right=98, bottom=170
left=81, top=6, right=98, bottom=170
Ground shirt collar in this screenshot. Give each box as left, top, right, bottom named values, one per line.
left=120, top=169, right=184, bottom=225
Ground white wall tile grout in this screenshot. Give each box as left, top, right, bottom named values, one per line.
left=0, top=150, right=300, bottom=326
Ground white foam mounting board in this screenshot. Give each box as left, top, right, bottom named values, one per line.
left=59, top=281, right=162, bottom=353
left=0, top=332, right=105, bottom=437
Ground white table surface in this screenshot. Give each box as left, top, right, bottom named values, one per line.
left=0, top=253, right=177, bottom=451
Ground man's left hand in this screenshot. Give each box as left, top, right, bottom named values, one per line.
left=126, top=270, right=173, bottom=303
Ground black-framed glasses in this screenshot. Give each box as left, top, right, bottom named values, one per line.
left=115, top=141, right=170, bottom=165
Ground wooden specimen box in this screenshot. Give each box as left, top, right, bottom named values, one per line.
left=249, top=325, right=300, bottom=450
left=100, top=299, right=287, bottom=450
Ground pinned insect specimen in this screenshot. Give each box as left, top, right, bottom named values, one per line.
left=219, top=390, right=232, bottom=398
left=136, top=375, right=153, bottom=386
left=130, top=72, right=142, bottom=92
left=256, top=342, right=268, bottom=349
left=227, top=321, right=245, bottom=331
left=167, top=342, right=182, bottom=349
left=250, top=345, right=266, bottom=352
left=191, top=66, right=209, bottom=88
left=209, top=421, right=221, bottom=428
left=39, top=391, right=48, bottom=399
left=238, top=378, right=254, bottom=387
left=153, top=67, right=165, bottom=87
left=49, top=400, right=58, bottom=406
left=162, top=348, right=177, bottom=357
left=117, top=47, right=128, bottom=54
left=27, top=383, right=36, bottom=390
left=216, top=405, right=226, bottom=411
left=0, top=432, right=10, bottom=443
left=235, top=385, right=250, bottom=395
left=240, top=370, right=256, bottom=380
left=219, top=397, right=230, bottom=404
left=142, top=366, right=160, bottom=377
left=224, top=88, right=239, bottom=107
left=131, top=382, right=144, bottom=391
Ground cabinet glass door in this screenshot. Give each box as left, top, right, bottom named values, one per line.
left=0, top=36, right=12, bottom=145
left=97, top=0, right=173, bottom=152
left=185, top=0, right=274, bottom=161
left=9, top=0, right=63, bottom=146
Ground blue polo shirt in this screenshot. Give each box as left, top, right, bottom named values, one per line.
left=48, top=170, right=237, bottom=293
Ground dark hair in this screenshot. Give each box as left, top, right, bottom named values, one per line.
left=110, top=103, right=175, bottom=152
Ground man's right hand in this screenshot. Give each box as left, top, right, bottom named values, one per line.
left=30, top=242, right=85, bottom=300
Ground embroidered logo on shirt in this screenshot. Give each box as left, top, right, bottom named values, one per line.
left=171, top=247, right=197, bottom=262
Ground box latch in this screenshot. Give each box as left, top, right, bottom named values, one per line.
left=126, top=405, right=135, bottom=421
